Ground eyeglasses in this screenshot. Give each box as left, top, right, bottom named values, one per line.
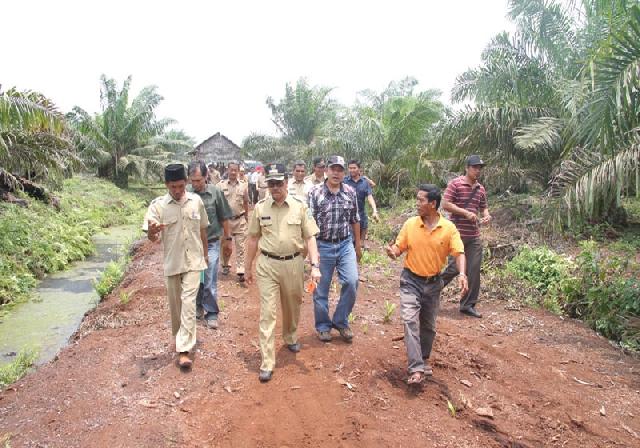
left=267, top=181, right=285, bottom=188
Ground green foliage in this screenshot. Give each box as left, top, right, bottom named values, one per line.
left=119, top=290, right=131, bottom=305
left=506, top=246, right=571, bottom=294
left=0, top=176, right=145, bottom=306
left=556, top=240, right=640, bottom=350
left=94, top=255, right=130, bottom=299
left=348, top=312, right=355, bottom=324
left=0, top=347, right=38, bottom=389
left=360, top=250, right=388, bottom=267
left=382, top=300, right=397, bottom=323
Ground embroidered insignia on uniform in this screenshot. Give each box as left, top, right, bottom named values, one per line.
left=261, top=216, right=271, bottom=220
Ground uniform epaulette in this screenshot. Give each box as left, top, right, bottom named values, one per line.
left=257, top=198, right=267, bottom=204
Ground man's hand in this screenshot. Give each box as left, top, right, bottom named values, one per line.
left=311, top=266, right=321, bottom=283
left=385, top=243, right=397, bottom=260
left=458, top=274, right=469, bottom=297
left=204, top=255, right=209, bottom=265
left=222, top=239, right=233, bottom=259
left=465, top=211, right=478, bottom=222
left=480, top=214, right=492, bottom=225
left=147, top=220, right=166, bottom=242
left=356, top=245, right=363, bottom=263
left=372, top=211, right=380, bottom=222
left=245, top=270, right=254, bottom=285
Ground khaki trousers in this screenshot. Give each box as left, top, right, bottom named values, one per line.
left=256, top=254, right=304, bottom=371
left=165, top=271, right=200, bottom=353
left=222, top=217, right=247, bottom=275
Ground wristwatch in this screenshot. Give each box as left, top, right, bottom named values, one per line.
left=225, top=237, right=232, bottom=241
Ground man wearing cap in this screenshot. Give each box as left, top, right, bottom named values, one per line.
left=188, top=160, right=233, bottom=329
left=288, top=160, right=312, bottom=199
left=345, top=159, right=380, bottom=250
left=207, top=163, right=221, bottom=185
left=245, top=163, right=321, bottom=382
left=144, top=163, right=209, bottom=368
left=304, top=157, right=327, bottom=186
left=441, top=155, right=492, bottom=318
left=308, top=155, right=362, bottom=343
left=219, top=161, right=250, bottom=284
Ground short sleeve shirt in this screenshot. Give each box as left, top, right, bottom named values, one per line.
left=395, top=214, right=464, bottom=277
left=443, top=176, right=488, bottom=239
left=304, top=173, right=327, bottom=186
left=144, top=192, right=209, bottom=277
left=189, top=184, right=232, bottom=241
left=308, top=182, right=360, bottom=240
left=218, top=179, right=248, bottom=216
left=248, top=195, right=319, bottom=255
left=344, top=176, right=372, bottom=219
left=288, top=178, right=312, bottom=199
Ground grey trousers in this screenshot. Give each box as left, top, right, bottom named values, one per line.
left=399, top=269, right=443, bottom=374
left=441, top=237, right=483, bottom=310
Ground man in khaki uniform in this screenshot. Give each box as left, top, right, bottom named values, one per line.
left=145, top=164, right=209, bottom=369
left=245, top=163, right=321, bottom=382
left=288, top=160, right=312, bottom=199
left=304, top=156, right=327, bottom=186
left=218, top=161, right=250, bottom=283
left=207, top=163, right=221, bottom=185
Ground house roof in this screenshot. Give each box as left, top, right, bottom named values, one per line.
left=195, top=132, right=240, bottom=151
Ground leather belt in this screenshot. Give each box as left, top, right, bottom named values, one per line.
left=231, top=212, right=246, bottom=220
left=261, top=251, right=300, bottom=261
left=317, top=235, right=350, bottom=243
left=404, top=268, right=441, bottom=283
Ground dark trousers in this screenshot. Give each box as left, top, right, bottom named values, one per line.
left=399, top=269, right=443, bottom=373
left=441, top=237, right=483, bottom=310
left=248, top=183, right=258, bottom=205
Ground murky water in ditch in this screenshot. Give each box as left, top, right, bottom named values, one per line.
left=0, top=225, right=139, bottom=367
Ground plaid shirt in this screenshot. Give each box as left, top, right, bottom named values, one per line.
left=308, top=182, right=360, bottom=240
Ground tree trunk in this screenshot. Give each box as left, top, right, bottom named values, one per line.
left=113, top=170, right=129, bottom=189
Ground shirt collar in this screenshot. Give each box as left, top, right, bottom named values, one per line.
left=164, top=192, right=193, bottom=205
left=418, top=213, right=444, bottom=229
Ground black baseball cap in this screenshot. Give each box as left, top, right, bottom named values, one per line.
left=466, top=155, right=485, bottom=166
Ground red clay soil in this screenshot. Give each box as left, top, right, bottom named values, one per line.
left=1, top=238, right=639, bottom=448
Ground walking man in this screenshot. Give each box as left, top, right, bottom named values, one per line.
left=207, top=163, right=221, bottom=185
left=288, top=160, right=311, bottom=199
left=145, top=163, right=209, bottom=369
left=308, top=155, right=362, bottom=343
left=441, top=155, right=491, bottom=318
left=245, top=163, right=321, bottom=382
left=219, top=161, right=250, bottom=284
left=188, top=161, right=233, bottom=329
left=386, top=184, right=468, bottom=384
left=248, top=168, right=259, bottom=205
left=345, top=159, right=380, bottom=249
left=304, top=157, right=327, bottom=186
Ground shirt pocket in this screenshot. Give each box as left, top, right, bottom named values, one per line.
left=259, top=219, right=273, bottom=234
left=162, top=215, right=179, bottom=236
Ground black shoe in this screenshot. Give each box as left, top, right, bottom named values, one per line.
left=259, top=370, right=273, bottom=382
left=222, top=266, right=230, bottom=276
left=287, top=343, right=301, bottom=353
left=238, top=273, right=245, bottom=282
left=196, top=306, right=204, bottom=320
left=460, top=307, right=482, bottom=318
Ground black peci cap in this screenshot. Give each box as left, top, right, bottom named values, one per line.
left=165, top=163, right=187, bottom=182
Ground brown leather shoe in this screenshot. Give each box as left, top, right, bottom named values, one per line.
left=178, top=352, right=192, bottom=368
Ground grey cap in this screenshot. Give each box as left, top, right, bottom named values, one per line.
left=327, top=155, right=346, bottom=169
left=466, top=155, right=485, bottom=166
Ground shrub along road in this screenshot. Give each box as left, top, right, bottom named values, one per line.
left=0, top=237, right=639, bottom=447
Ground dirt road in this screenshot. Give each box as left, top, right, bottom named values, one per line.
left=1, top=239, right=639, bottom=447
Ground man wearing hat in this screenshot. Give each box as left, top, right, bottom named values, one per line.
left=144, top=163, right=209, bottom=368
left=441, top=155, right=492, bottom=318
left=308, top=155, right=362, bottom=343
left=244, top=163, right=321, bottom=382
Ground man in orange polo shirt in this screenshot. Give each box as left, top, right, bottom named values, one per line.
left=386, top=184, right=468, bottom=385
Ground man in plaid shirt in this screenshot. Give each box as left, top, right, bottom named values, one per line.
left=308, top=155, right=362, bottom=343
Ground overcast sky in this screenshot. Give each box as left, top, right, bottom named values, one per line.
left=2, top=0, right=514, bottom=145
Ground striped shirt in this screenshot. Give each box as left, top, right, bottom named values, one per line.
left=308, top=182, right=360, bottom=241
left=443, top=176, right=488, bottom=239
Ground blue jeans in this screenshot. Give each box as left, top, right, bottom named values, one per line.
left=313, top=238, right=359, bottom=332
left=197, top=239, right=221, bottom=317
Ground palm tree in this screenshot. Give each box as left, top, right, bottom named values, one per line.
left=0, top=87, right=78, bottom=189
left=69, top=75, right=191, bottom=188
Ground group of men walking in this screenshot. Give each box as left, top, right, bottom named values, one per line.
left=144, top=154, right=490, bottom=384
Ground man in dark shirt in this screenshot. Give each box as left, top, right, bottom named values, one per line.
left=308, top=155, right=362, bottom=343
left=188, top=161, right=233, bottom=328
left=441, top=155, right=492, bottom=318
left=345, top=160, right=379, bottom=250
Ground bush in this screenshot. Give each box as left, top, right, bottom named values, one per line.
left=0, top=347, right=38, bottom=389
left=506, top=246, right=571, bottom=294
left=94, top=256, right=130, bottom=299
left=557, top=240, right=640, bottom=350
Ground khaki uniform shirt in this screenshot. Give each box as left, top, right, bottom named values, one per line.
left=288, top=178, right=311, bottom=199
left=304, top=173, right=327, bottom=186
left=219, top=179, right=248, bottom=217
left=208, top=169, right=221, bottom=185
left=248, top=195, right=319, bottom=256
left=144, top=192, right=209, bottom=277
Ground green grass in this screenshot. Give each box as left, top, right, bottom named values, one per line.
left=0, top=347, right=38, bottom=390
left=94, top=256, right=130, bottom=299
left=0, top=175, right=146, bottom=307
